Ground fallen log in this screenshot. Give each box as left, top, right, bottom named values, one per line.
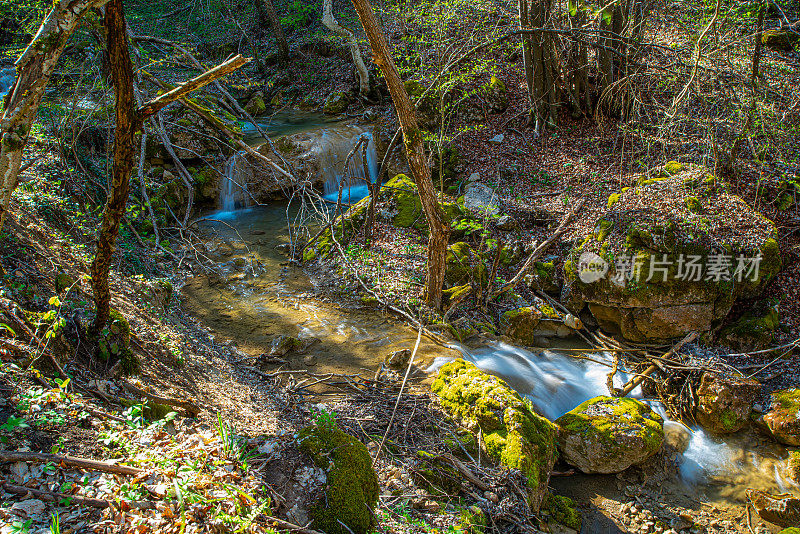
left=119, top=378, right=201, bottom=416
left=1, top=482, right=110, bottom=509
left=0, top=450, right=142, bottom=476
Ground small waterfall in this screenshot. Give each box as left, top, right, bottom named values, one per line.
left=219, top=152, right=251, bottom=213
left=317, top=128, right=379, bottom=204
left=0, top=67, right=15, bottom=101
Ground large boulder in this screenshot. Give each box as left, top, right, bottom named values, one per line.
left=747, top=489, right=800, bottom=528
left=432, top=359, right=558, bottom=511
left=555, top=396, right=664, bottom=474
left=764, top=388, right=800, bottom=445
left=380, top=174, right=462, bottom=232
left=294, top=424, right=379, bottom=534
left=563, top=164, right=780, bottom=342
left=762, top=26, right=800, bottom=51
left=463, top=182, right=500, bottom=216
left=693, top=372, right=760, bottom=434
left=445, top=242, right=487, bottom=287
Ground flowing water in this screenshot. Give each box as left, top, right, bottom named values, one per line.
left=187, top=114, right=797, bottom=518
left=0, top=67, right=15, bottom=101
left=217, top=114, right=379, bottom=215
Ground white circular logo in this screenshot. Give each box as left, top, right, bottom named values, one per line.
left=577, top=252, right=609, bottom=283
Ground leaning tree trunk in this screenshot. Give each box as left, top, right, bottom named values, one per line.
left=519, top=0, right=560, bottom=131
left=260, top=0, right=289, bottom=64
left=323, top=0, right=371, bottom=96
left=90, top=0, right=138, bottom=333
left=349, top=0, right=450, bottom=309
left=0, top=0, right=112, bottom=229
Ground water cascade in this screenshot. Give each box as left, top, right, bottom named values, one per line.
left=429, top=341, right=798, bottom=493
left=218, top=151, right=251, bottom=213
left=316, top=127, right=379, bottom=204
left=0, top=67, right=15, bottom=101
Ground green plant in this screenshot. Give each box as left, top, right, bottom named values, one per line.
left=280, top=0, right=318, bottom=29
left=10, top=519, right=32, bottom=534
left=312, top=407, right=337, bottom=430
left=50, top=512, right=61, bottom=534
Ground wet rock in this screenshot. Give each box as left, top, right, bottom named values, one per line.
left=270, top=335, right=312, bottom=356
left=663, top=421, right=691, bottom=453
left=385, top=348, right=412, bottom=370
left=562, top=164, right=781, bottom=342
left=524, top=261, right=561, bottom=294
left=555, top=396, right=664, bottom=474
left=502, top=297, right=574, bottom=344
left=764, top=388, right=800, bottom=445
left=431, top=359, right=558, bottom=511
left=747, top=489, right=800, bottom=528
left=693, top=372, right=759, bottom=434
left=303, top=354, right=317, bottom=367
left=463, top=182, right=500, bottom=216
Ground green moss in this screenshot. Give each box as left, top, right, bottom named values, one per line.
left=778, top=193, right=795, bottom=211
left=443, top=284, right=472, bottom=306
left=789, top=451, right=800, bottom=485
left=412, top=450, right=461, bottom=494
left=432, top=360, right=557, bottom=510
left=54, top=272, right=75, bottom=293
left=594, top=219, right=613, bottom=242
left=664, top=161, right=685, bottom=175
left=685, top=196, right=703, bottom=213
left=446, top=242, right=487, bottom=287
left=778, top=528, right=800, bottom=534
left=555, top=396, right=664, bottom=457
left=458, top=505, right=486, bottom=534
left=489, top=75, right=506, bottom=93
left=607, top=193, right=621, bottom=208
left=544, top=493, right=582, bottom=531
left=297, top=425, right=379, bottom=534
left=774, top=389, right=800, bottom=413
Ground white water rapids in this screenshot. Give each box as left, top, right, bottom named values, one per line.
left=429, top=341, right=798, bottom=490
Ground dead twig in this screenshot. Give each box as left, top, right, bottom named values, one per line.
left=0, top=450, right=143, bottom=476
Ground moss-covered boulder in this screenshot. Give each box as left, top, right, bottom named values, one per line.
left=244, top=93, right=267, bottom=116
left=693, top=372, right=759, bottom=434
left=555, top=396, right=664, bottom=474
left=764, top=389, right=800, bottom=446
left=482, top=75, right=508, bottom=113
left=542, top=493, right=582, bottom=531
left=431, top=359, right=558, bottom=511
left=296, top=425, right=379, bottom=534
left=323, top=91, right=349, bottom=115
left=719, top=302, right=779, bottom=351
left=563, top=165, right=780, bottom=342
left=445, top=242, right=487, bottom=287
left=779, top=528, right=800, bottom=534
left=381, top=174, right=462, bottom=232
left=303, top=196, right=370, bottom=262
left=502, top=297, right=575, bottom=344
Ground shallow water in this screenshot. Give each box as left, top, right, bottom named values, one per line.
left=185, top=200, right=797, bottom=509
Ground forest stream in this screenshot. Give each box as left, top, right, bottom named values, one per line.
left=180, top=116, right=798, bottom=523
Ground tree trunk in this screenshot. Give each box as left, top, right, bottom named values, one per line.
left=518, top=0, right=559, bottom=131
left=349, top=0, right=450, bottom=309
left=0, top=0, right=112, bottom=229
left=567, top=3, right=588, bottom=114
left=260, top=0, right=289, bottom=64
left=90, top=0, right=138, bottom=333
left=324, top=0, right=371, bottom=96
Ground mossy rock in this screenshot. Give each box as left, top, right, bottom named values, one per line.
left=445, top=242, right=487, bottom=287
left=323, top=92, right=349, bottom=115
left=563, top=168, right=781, bottom=342
left=431, top=359, right=558, bottom=511
left=244, top=94, right=267, bottom=116
left=764, top=389, right=800, bottom=446
left=119, top=398, right=174, bottom=421
left=382, top=174, right=462, bottom=232
left=54, top=272, right=75, bottom=294
left=718, top=302, right=779, bottom=352
left=443, top=284, right=472, bottom=307
left=693, top=372, right=760, bottom=434
left=303, top=196, right=370, bottom=262
left=297, top=425, right=379, bottom=534
left=502, top=299, right=572, bottom=344
left=543, top=493, right=582, bottom=531
left=555, top=396, right=664, bottom=474
left=779, top=528, right=800, bottom=534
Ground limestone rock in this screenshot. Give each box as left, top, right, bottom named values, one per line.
left=244, top=93, right=267, bottom=116
left=693, top=372, right=759, bottom=434
left=385, top=348, right=411, bottom=370
left=555, top=396, right=664, bottom=474
left=483, top=75, right=508, bottom=113
left=764, top=388, right=800, bottom=445
left=496, top=213, right=515, bottom=230
left=463, top=182, right=500, bottom=216
left=747, top=489, right=800, bottom=528
left=445, top=242, right=487, bottom=287
left=502, top=298, right=574, bottom=344
left=432, top=359, right=558, bottom=511
left=719, top=303, right=780, bottom=352
left=562, top=164, right=781, bottom=342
